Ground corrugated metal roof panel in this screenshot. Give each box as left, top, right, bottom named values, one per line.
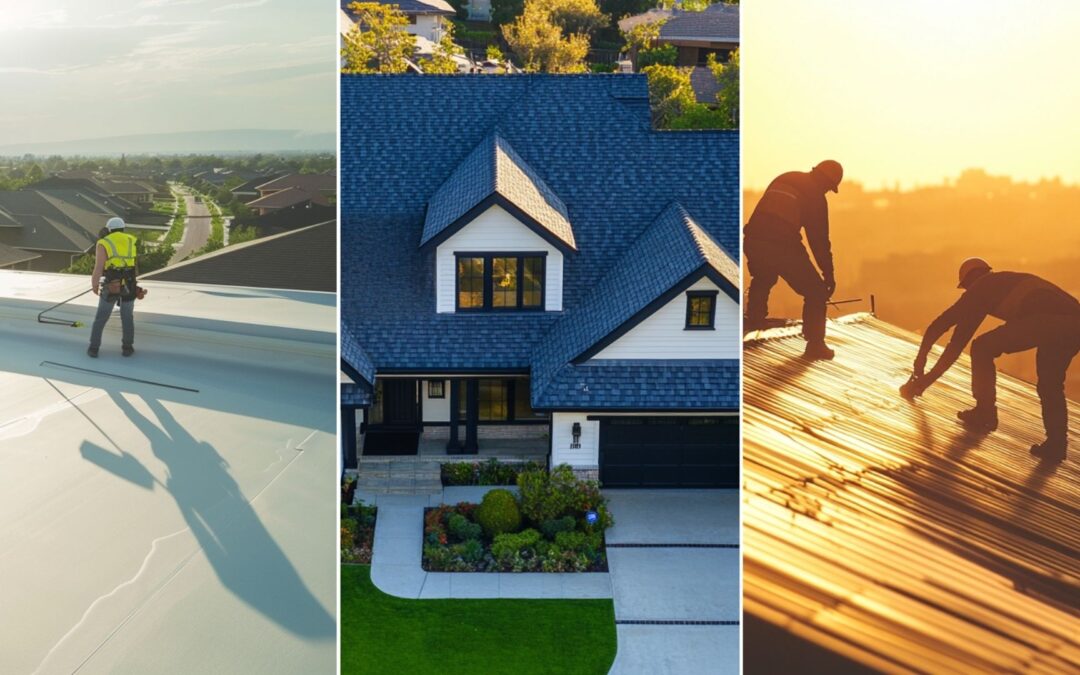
left=744, top=313, right=1080, bottom=673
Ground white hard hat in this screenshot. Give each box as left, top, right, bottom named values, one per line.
left=106, top=217, right=125, bottom=231
left=957, top=257, right=991, bottom=289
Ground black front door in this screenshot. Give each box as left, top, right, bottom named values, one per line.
left=381, top=379, right=419, bottom=428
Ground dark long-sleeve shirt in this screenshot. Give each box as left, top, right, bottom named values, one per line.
left=915, top=271, right=1080, bottom=380
left=745, top=170, right=834, bottom=279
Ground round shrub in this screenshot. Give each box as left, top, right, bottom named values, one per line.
left=475, top=489, right=522, bottom=537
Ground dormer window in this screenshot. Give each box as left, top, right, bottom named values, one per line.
left=456, top=253, right=546, bottom=311
left=685, top=290, right=718, bottom=329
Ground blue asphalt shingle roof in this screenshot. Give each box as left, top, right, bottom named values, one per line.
left=341, top=75, right=739, bottom=408
left=340, top=320, right=375, bottom=385
left=536, top=359, right=739, bottom=409
left=422, top=132, right=576, bottom=251
left=530, top=201, right=739, bottom=408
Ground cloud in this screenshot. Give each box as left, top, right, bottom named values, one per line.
left=212, top=0, right=270, bottom=12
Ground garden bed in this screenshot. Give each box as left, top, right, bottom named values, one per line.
left=440, top=458, right=544, bottom=486
left=341, top=502, right=377, bottom=564
left=423, top=465, right=613, bottom=573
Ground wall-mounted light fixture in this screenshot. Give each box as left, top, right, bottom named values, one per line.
left=571, top=422, right=581, bottom=449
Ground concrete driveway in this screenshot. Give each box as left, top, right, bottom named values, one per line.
left=604, top=490, right=739, bottom=675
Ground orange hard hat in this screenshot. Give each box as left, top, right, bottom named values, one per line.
left=957, top=257, right=991, bottom=289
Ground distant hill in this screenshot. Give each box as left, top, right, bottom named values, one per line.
left=0, top=129, right=335, bottom=156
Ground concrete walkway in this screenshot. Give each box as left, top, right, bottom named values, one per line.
left=362, top=486, right=612, bottom=600
left=605, top=490, right=740, bottom=675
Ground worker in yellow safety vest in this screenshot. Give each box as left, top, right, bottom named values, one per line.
left=88, top=217, right=139, bottom=358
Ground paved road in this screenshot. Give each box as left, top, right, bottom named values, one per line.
left=169, top=194, right=211, bottom=264
left=605, top=490, right=740, bottom=675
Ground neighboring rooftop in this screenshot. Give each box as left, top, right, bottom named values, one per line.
left=660, top=2, right=740, bottom=41
left=255, top=172, right=336, bottom=195
left=743, top=314, right=1080, bottom=672
left=143, top=220, right=336, bottom=293
left=341, top=0, right=454, bottom=16
left=0, top=240, right=39, bottom=268
left=0, top=270, right=335, bottom=673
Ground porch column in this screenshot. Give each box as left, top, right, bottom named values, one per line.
left=446, top=378, right=461, bottom=452
left=463, top=378, right=479, bottom=453
left=342, top=405, right=357, bottom=469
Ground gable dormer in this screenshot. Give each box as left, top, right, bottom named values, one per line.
left=423, top=133, right=575, bottom=313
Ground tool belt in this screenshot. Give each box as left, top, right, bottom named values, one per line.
left=104, top=268, right=138, bottom=299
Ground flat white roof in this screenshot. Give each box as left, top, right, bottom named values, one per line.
left=0, top=271, right=337, bottom=673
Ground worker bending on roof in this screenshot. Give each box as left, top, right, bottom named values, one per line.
left=744, top=160, right=843, bottom=360
left=88, top=217, right=140, bottom=358
left=903, top=258, right=1080, bottom=463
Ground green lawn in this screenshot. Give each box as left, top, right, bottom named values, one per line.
left=341, top=565, right=617, bottom=675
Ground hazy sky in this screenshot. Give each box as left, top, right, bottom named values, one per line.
left=743, top=0, right=1080, bottom=190
left=0, top=1, right=335, bottom=146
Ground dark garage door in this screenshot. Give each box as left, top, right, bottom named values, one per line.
left=599, top=416, right=737, bottom=488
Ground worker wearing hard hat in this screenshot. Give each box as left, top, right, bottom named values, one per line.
left=88, top=217, right=140, bottom=358
left=744, top=160, right=843, bottom=360
left=903, top=258, right=1080, bottom=463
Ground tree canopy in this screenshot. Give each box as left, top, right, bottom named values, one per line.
left=502, top=0, right=606, bottom=73
left=340, top=2, right=416, bottom=74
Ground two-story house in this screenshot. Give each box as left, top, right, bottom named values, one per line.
left=340, top=75, right=740, bottom=489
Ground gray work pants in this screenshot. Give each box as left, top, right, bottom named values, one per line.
left=89, top=293, right=134, bottom=350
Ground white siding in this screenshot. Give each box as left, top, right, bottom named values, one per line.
left=409, top=15, right=445, bottom=43
left=421, top=379, right=450, bottom=423
left=435, top=204, right=564, bottom=313
left=592, top=277, right=739, bottom=360
left=550, top=413, right=599, bottom=468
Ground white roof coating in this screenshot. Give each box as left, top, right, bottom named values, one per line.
left=0, top=271, right=337, bottom=674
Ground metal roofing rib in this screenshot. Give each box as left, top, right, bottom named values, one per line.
left=743, top=313, right=1080, bottom=673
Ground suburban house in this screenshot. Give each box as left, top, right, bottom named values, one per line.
left=464, top=0, right=490, bottom=21
left=248, top=173, right=336, bottom=216
left=0, top=189, right=106, bottom=270
left=0, top=240, right=39, bottom=270
left=619, top=2, right=740, bottom=103
left=341, top=0, right=453, bottom=45
left=340, top=75, right=740, bottom=488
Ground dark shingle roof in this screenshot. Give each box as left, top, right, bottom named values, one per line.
left=247, top=186, right=329, bottom=210
left=533, top=359, right=739, bottom=410
left=143, top=221, right=336, bottom=292
left=421, top=132, right=576, bottom=251
left=660, top=3, right=740, bottom=41
left=341, top=321, right=375, bottom=386
left=530, top=202, right=738, bottom=406
left=0, top=241, right=40, bottom=268
left=255, top=173, right=336, bottom=194
left=340, top=75, right=739, bottom=407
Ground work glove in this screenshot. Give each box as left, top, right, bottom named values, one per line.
left=899, top=374, right=927, bottom=401
left=135, top=286, right=148, bottom=300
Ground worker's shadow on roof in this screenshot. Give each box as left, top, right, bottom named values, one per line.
left=82, top=391, right=334, bottom=641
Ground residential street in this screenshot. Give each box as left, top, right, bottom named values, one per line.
left=170, top=193, right=211, bottom=264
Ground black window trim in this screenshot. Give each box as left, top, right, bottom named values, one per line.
left=684, top=290, right=718, bottom=330
left=454, top=251, right=548, bottom=312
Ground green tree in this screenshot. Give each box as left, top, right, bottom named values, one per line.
left=709, top=48, right=739, bottom=128
left=491, top=0, right=525, bottom=26
left=546, top=0, right=608, bottom=36
left=502, top=0, right=596, bottom=73
left=422, top=24, right=464, bottom=74
left=637, top=43, right=676, bottom=68
left=622, top=18, right=664, bottom=57
left=601, top=0, right=654, bottom=20
left=642, top=64, right=696, bottom=127
left=341, top=2, right=416, bottom=74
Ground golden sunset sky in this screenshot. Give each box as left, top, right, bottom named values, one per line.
left=743, top=0, right=1080, bottom=190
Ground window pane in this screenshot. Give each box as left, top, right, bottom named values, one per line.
left=491, top=257, right=518, bottom=308
left=457, top=257, right=484, bottom=308
left=688, top=296, right=714, bottom=326
left=522, top=257, right=543, bottom=307
left=479, top=380, right=508, bottom=421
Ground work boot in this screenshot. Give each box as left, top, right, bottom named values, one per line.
left=957, top=406, right=998, bottom=433
left=1031, top=439, right=1066, bottom=463
left=802, top=342, right=835, bottom=361
left=87, top=346, right=98, bottom=358
left=122, top=345, right=135, bottom=357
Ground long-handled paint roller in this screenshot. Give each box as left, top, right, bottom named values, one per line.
left=37, top=288, right=93, bottom=327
